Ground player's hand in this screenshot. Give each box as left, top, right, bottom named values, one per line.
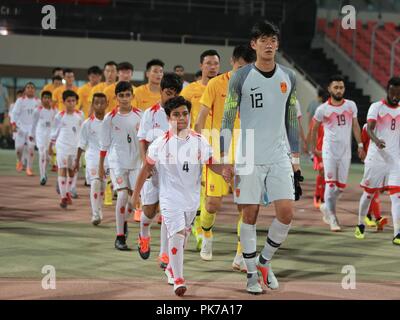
left=313, top=149, right=322, bottom=157
left=302, top=142, right=308, bottom=154
left=293, top=170, right=304, bottom=201
left=358, top=147, right=366, bottom=161
left=12, top=124, right=17, bottom=133
left=73, top=159, right=80, bottom=172
left=375, top=139, right=386, bottom=149
left=222, top=164, right=234, bottom=183
left=48, top=144, right=54, bottom=156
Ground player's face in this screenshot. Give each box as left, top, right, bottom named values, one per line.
left=54, top=70, right=64, bottom=78
left=41, top=95, right=52, bottom=107
left=92, top=97, right=107, bottom=114
left=232, top=57, right=249, bottom=71
left=64, top=96, right=77, bottom=111
left=118, top=69, right=133, bottom=82
left=147, top=65, right=164, bottom=85
left=24, top=85, right=36, bottom=98
left=64, top=72, right=75, bottom=86
left=329, top=81, right=345, bottom=101
left=174, top=67, right=184, bottom=77
left=201, top=55, right=220, bottom=79
left=104, top=65, right=117, bottom=83
left=54, top=79, right=62, bottom=87
left=169, top=105, right=190, bottom=131
left=387, top=85, right=400, bottom=106
left=251, top=35, right=278, bottom=61
left=160, top=88, right=178, bottom=105
left=116, top=90, right=133, bottom=107
left=88, top=73, right=101, bottom=86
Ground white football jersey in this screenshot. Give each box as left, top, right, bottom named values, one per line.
left=30, top=106, right=57, bottom=140
left=365, top=99, right=400, bottom=164
left=100, top=107, right=142, bottom=170
left=12, top=96, right=41, bottom=133
left=51, top=110, right=84, bottom=155
left=79, top=115, right=105, bottom=165
left=137, top=103, right=169, bottom=143
left=147, top=130, right=213, bottom=212
left=314, top=98, right=358, bottom=159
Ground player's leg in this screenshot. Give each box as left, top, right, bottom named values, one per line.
left=390, top=192, right=400, bottom=244
left=26, top=136, right=35, bottom=176
left=235, top=164, right=264, bottom=294
left=88, top=165, right=102, bottom=225
left=199, top=196, right=221, bottom=261
left=56, top=152, right=68, bottom=208
left=257, top=160, right=294, bottom=290
left=232, top=207, right=247, bottom=272
left=70, top=170, right=79, bottom=199
left=110, top=169, right=130, bottom=250
left=15, top=130, right=25, bottom=171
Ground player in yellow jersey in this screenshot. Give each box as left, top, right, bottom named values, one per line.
left=132, top=59, right=164, bottom=111
left=88, top=61, right=118, bottom=108
left=78, top=66, right=102, bottom=118
left=181, top=49, right=220, bottom=250
left=103, top=62, right=136, bottom=113
left=41, top=67, right=64, bottom=94
left=52, top=69, right=79, bottom=111
left=195, top=45, right=256, bottom=269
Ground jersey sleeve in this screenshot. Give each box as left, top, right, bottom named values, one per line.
left=50, top=113, right=62, bottom=142
left=285, top=70, right=300, bottom=153
left=11, top=99, right=22, bottom=126
left=78, top=120, right=89, bottom=151
left=29, top=108, right=40, bottom=138
left=367, top=103, right=379, bottom=122
left=146, top=141, right=159, bottom=165
left=351, top=101, right=358, bottom=118
left=199, top=136, right=214, bottom=164
left=99, top=114, right=112, bottom=153
left=137, top=110, right=152, bottom=142
left=220, top=70, right=243, bottom=155
left=313, top=105, right=324, bottom=122
left=132, top=88, right=139, bottom=109
left=199, top=81, right=215, bottom=109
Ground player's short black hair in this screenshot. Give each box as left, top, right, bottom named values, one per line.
left=41, top=91, right=52, bottom=99
left=232, top=44, right=256, bottom=63
left=52, top=75, right=63, bottom=82
left=251, top=20, right=280, bottom=40
left=387, top=77, right=400, bottom=90
left=16, top=89, right=24, bottom=96
left=200, top=50, right=220, bottom=64
left=164, top=96, right=191, bottom=117
left=104, top=61, right=118, bottom=69
left=24, top=82, right=35, bottom=89
left=117, top=62, right=134, bottom=71
left=146, top=59, right=164, bottom=71
left=160, top=73, right=183, bottom=94
left=52, top=67, right=63, bottom=75
left=115, top=81, right=133, bottom=95
left=62, top=90, right=79, bottom=102
left=63, top=68, right=74, bottom=75
left=328, top=74, right=345, bottom=85
left=88, top=66, right=102, bottom=75
left=195, top=70, right=202, bottom=78
left=174, top=65, right=184, bottom=71
left=92, top=92, right=107, bottom=102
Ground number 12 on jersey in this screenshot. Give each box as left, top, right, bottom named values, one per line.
left=251, top=93, right=263, bottom=108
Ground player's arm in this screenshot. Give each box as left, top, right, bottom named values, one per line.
left=352, top=114, right=366, bottom=159
left=311, top=119, right=321, bottom=156
left=139, top=140, right=149, bottom=163
left=194, top=105, right=210, bottom=134
left=366, top=120, right=385, bottom=149
left=74, top=122, right=88, bottom=171
left=49, top=113, right=61, bottom=155
left=98, top=115, right=111, bottom=178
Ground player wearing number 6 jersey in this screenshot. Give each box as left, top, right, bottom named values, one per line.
left=99, top=81, right=142, bottom=251
left=355, top=77, right=400, bottom=245
left=312, top=75, right=365, bottom=232
left=29, top=91, right=57, bottom=185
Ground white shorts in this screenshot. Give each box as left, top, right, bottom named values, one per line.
left=323, top=157, right=351, bottom=189
left=161, top=208, right=196, bottom=238
left=86, top=165, right=108, bottom=183
left=57, top=153, right=76, bottom=169
left=35, top=133, right=51, bottom=152
left=140, top=171, right=159, bottom=206
left=110, top=168, right=139, bottom=191
left=15, top=130, right=34, bottom=150
left=234, top=160, right=295, bottom=205
left=361, top=160, right=400, bottom=193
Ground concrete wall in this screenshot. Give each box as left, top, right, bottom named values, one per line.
left=0, top=34, right=235, bottom=78
left=312, top=35, right=386, bottom=102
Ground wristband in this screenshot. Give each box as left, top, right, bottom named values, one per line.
left=358, top=143, right=363, bottom=148
left=291, top=157, right=300, bottom=165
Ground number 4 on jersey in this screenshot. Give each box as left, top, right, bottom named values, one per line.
left=182, top=161, right=189, bottom=172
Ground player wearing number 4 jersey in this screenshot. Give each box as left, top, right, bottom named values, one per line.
left=132, top=96, right=225, bottom=297
left=312, top=75, right=365, bottom=232
left=29, top=91, right=57, bottom=185
left=99, top=81, right=142, bottom=251
left=355, top=77, right=400, bottom=245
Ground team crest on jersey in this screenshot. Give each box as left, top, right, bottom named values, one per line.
left=210, top=184, right=215, bottom=192
left=280, top=82, right=288, bottom=94
left=72, top=126, right=76, bottom=133
left=116, top=177, right=123, bottom=185
left=114, top=126, right=120, bottom=131
left=364, top=180, right=370, bottom=186
left=327, top=172, right=333, bottom=179
left=235, top=188, right=240, bottom=197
